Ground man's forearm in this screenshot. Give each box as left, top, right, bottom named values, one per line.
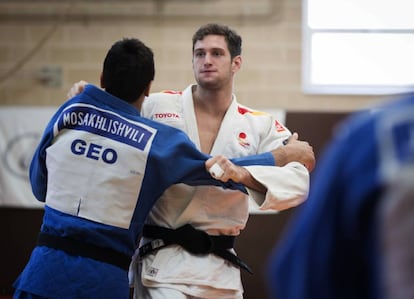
left=237, top=167, right=267, bottom=193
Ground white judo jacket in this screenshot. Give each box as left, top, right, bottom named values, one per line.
left=135, top=85, right=310, bottom=298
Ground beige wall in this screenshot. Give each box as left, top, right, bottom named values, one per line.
left=0, top=0, right=384, bottom=111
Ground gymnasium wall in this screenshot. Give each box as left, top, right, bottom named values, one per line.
left=0, top=0, right=382, bottom=111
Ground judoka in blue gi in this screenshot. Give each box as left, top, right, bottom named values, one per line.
left=13, top=38, right=276, bottom=299
left=267, top=92, right=414, bottom=299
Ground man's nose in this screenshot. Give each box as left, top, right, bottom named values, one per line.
left=204, top=53, right=213, bottom=64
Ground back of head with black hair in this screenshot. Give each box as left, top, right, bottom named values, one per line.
left=102, top=38, right=155, bottom=103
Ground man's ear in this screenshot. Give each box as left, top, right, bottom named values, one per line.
left=144, top=81, right=153, bottom=97
left=232, top=55, right=242, bottom=74
left=100, top=72, right=105, bottom=88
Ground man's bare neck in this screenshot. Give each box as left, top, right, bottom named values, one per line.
left=192, top=85, right=232, bottom=115
left=192, top=85, right=232, bottom=153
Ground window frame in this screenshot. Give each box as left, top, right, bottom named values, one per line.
left=302, top=0, right=414, bottom=95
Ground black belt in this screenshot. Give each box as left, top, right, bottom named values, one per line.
left=37, top=232, right=131, bottom=271
left=139, top=224, right=253, bottom=274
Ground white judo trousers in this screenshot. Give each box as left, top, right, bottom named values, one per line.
left=132, top=85, right=310, bottom=298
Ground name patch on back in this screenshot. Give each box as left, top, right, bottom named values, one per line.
left=57, top=105, right=153, bottom=150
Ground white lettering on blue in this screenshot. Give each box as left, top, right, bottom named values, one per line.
left=58, top=105, right=153, bottom=150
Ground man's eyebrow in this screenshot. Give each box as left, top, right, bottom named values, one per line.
left=194, top=47, right=225, bottom=52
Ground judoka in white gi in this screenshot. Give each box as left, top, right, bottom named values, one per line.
left=132, top=24, right=314, bottom=299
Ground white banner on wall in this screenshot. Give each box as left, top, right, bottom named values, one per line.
left=0, top=106, right=56, bottom=208
left=0, top=106, right=286, bottom=211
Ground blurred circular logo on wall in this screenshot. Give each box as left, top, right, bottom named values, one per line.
left=2, top=132, right=40, bottom=180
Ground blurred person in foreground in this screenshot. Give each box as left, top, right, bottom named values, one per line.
left=380, top=164, right=414, bottom=299
left=267, top=91, right=414, bottom=299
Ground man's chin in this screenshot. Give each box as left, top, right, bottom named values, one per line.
left=198, top=80, right=221, bottom=90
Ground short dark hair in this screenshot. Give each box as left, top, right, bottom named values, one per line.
left=192, top=23, right=242, bottom=59
left=102, top=38, right=155, bottom=103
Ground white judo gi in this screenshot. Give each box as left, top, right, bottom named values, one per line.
left=133, top=85, right=310, bottom=298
